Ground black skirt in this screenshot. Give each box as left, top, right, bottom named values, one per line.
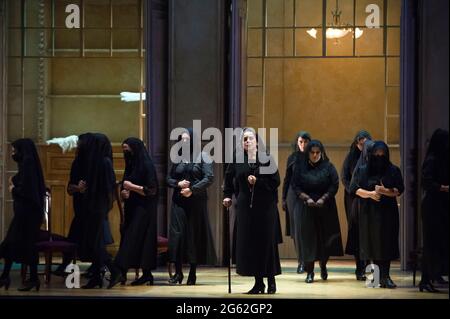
left=115, top=202, right=157, bottom=270
left=168, top=196, right=217, bottom=265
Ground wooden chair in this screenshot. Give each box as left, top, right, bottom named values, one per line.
left=21, top=189, right=78, bottom=284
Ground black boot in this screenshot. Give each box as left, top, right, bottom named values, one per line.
left=297, top=263, right=305, bottom=274
left=169, top=261, right=184, bottom=284
left=82, top=265, right=105, bottom=289
left=107, top=262, right=126, bottom=289
left=305, top=272, right=315, bottom=283
left=247, top=277, right=265, bottom=294
left=187, top=264, right=197, bottom=286
left=18, top=279, right=40, bottom=292
left=0, top=276, right=11, bottom=291
left=355, top=259, right=367, bottom=281
left=267, top=276, right=276, bottom=294
left=131, top=269, right=154, bottom=286
left=320, top=260, right=328, bottom=280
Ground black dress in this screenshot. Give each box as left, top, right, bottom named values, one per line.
left=293, top=159, right=343, bottom=263
left=167, top=152, right=217, bottom=265
left=282, top=152, right=304, bottom=262
left=350, top=164, right=404, bottom=261
left=78, top=134, right=116, bottom=265
left=114, top=138, right=159, bottom=271
left=0, top=139, right=46, bottom=266
left=341, top=148, right=362, bottom=256
left=421, top=155, right=449, bottom=279
left=224, top=154, right=282, bottom=277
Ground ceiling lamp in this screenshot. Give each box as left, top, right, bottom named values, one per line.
left=307, top=0, right=363, bottom=42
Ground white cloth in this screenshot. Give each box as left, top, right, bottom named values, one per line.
left=120, top=92, right=146, bottom=102
left=46, top=135, right=79, bottom=153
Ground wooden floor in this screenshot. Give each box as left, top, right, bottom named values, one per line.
left=0, top=260, right=448, bottom=299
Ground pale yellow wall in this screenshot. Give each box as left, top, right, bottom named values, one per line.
left=245, top=0, right=401, bottom=258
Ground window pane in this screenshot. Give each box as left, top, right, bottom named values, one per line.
left=355, top=0, right=384, bottom=27
left=296, top=0, right=322, bottom=27
left=113, top=0, right=140, bottom=28
left=295, top=28, right=322, bottom=56
left=355, top=28, right=383, bottom=56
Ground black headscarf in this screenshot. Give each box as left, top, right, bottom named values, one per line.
left=122, top=137, right=158, bottom=190
left=347, top=130, right=372, bottom=167
left=304, top=140, right=329, bottom=167
left=177, top=128, right=201, bottom=162
left=426, top=128, right=449, bottom=162
left=69, top=133, right=95, bottom=185
left=11, top=138, right=46, bottom=212
left=368, top=141, right=391, bottom=177
left=292, top=131, right=312, bottom=153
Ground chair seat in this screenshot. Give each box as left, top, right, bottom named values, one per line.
left=157, top=236, right=168, bottom=253
left=36, top=240, right=77, bottom=252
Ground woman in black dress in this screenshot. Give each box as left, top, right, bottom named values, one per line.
left=419, top=129, right=449, bottom=292
left=108, top=137, right=158, bottom=288
left=282, top=131, right=311, bottom=274
left=341, top=130, right=371, bottom=280
left=293, top=140, right=343, bottom=283
left=79, top=133, right=117, bottom=289
left=350, top=141, right=404, bottom=288
left=0, top=139, right=46, bottom=291
left=223, top=128, right=282, bottom=294
left=167, top=129, right=217, bottom=285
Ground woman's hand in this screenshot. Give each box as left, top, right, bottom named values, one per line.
left=178, top=180, right=190, bottom=189
left=8, top=184, right=14, bottom=193
left=121, top=189, right=130, bottom=200
left=180, top=188, right=193, bottom=198
left=123, top=180, right=134, bottom=191
left=441, top=185, right=449, bottom=193
left=315, top=198, right=325, bottom=207
left=369, top=190, right=381, bottom=202
left=78, top=180, right=87, bottom=193
left=248, top=175, right=257, bottom=185
left=306, top=198, right=316, bottom=207
left=223, top=198, right=232, bottom=208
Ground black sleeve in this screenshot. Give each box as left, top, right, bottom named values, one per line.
left=349, top=165, right=365, bottom=195
left=191, top=155, right=214, bottom=195
left=341, top=153, right=353, bottom=193
left=293, top=159, right=305, bottom=197
left=223, top=163, right=235, bottom=198
left=142, top=161, right=159, bottom=197
left=282, top=154, right=294, bottom=201
left=393, top=166, right=405, bottom=195
left=421, top=157, right=441, bottom=193
left=166, top=164, right=180, bottom=189
left=325, top=163, right=339, bottom=198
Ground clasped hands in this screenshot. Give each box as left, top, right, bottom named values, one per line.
left=178, top=180, right=192, bottom=198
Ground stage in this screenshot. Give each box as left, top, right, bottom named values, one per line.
left=0, top=260, right=448, bottom=299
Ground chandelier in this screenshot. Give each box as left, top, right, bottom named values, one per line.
left=307, top=0, right=363, bottom=43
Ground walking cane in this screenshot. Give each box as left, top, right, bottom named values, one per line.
left=225, top=205, right=232, bottom=294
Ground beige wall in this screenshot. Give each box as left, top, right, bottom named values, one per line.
left=245, top=0, right=401, bottom=258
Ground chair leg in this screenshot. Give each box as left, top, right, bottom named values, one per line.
left=45, top=251, right=52, bottom=284
left=135, top=269, right=139, bottom=280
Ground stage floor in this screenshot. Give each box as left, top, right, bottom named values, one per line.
left=0, top=260, right=448, bottom=299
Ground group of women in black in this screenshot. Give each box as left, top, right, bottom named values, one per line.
left=283, top=131, right=395, bottom=287
left=0, top=127, right=447, bottom=294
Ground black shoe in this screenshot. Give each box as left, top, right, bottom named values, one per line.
left=380, top=277, right=397, bottom=289
left=267, top=278, right=276, bottom=294
left=305, top=272, right=314, bottom=284
left=187, top=274, right=196, bottom=286
left=297, top=263, right=305, bottom=274
left=356, top=273, right=367, bottom=281
left=419, top=281, right=440, bottom=293
left=82, top=276, right=104, bottom=289
left=320, top=267, right=328, bottom=280
left=0, top=277, right=11, bottom=291
left=107, top=272, right=126, bottom=289
left=131, top=275, right=154, bottom=286
left=246, top=283, right=265, bottom=294
left=168, top=273, right=184, bottom=285
left=18, top=279, right=40, bottom=292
